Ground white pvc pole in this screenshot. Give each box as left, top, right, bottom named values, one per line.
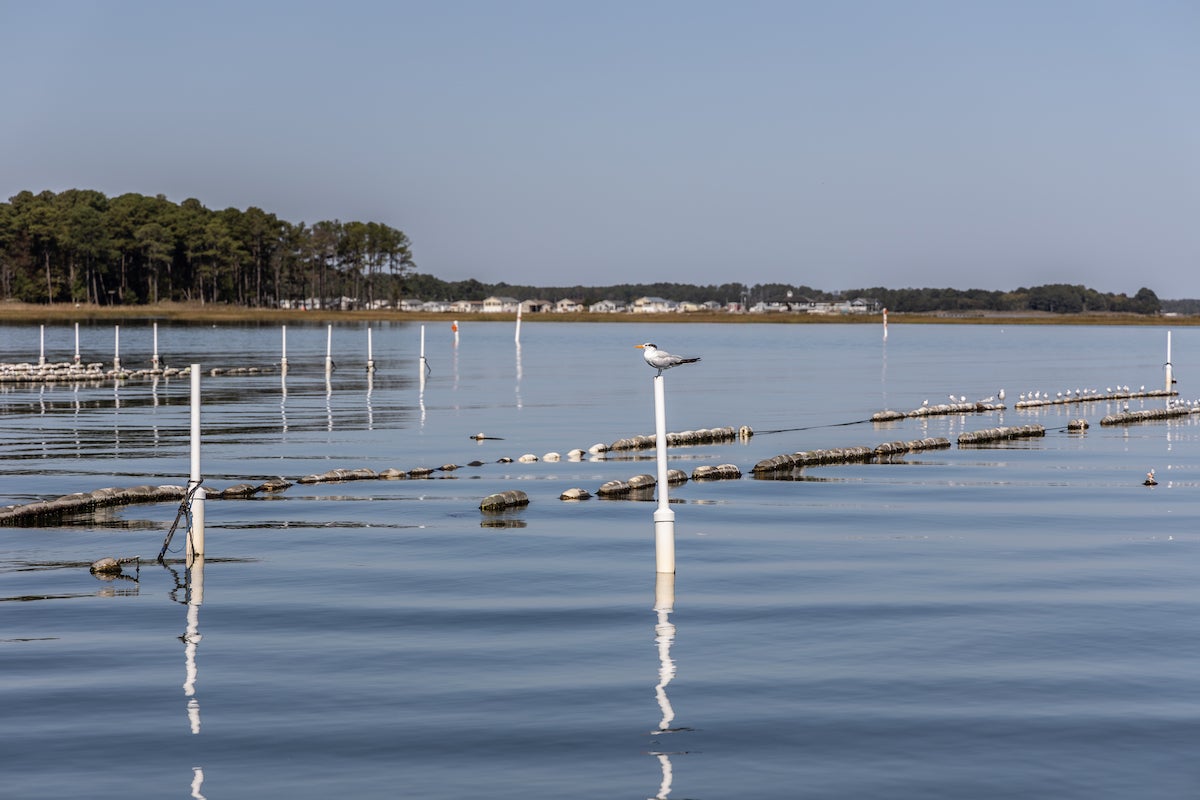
left=113, top=325, right=121, bottom=372
left=1165, top=330, right=1173, bottom=393
left=419, top=325, right=427, bottom=390
left=188, top=364, right=205, bottom=563
left=515, top=305, right=522, bottom=344
left=280, top=325, right=288, bottom=373
left=38, top=324, right=45, bottom=367
left=73, top=322, right=80, bottom=364
left=882, top=308, right=888, bottom=341
left=366, top=327, right=375, bottom=372
left=325, top=324, right=334, bottom=375
left=152, top=322, right=160, bottom=370
left=453, top=319, right=460, bottom=346
left=652, top=374, right=676, bottom=574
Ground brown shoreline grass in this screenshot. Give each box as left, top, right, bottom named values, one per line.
left=1, top=300, right=1195, bottom=326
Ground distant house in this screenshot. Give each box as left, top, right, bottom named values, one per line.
left=589, top=299, right=626, bottom=313
left=450, top=299, right=483, bottom=314
left=631, top=296, right=678, bottom=313
left=399, top=298, right=425, bottom=312
left=554, top=298, right=584, bottom=313
left=521, top=299, right=552, bottom=313
left=750, top=301, right=790, bottom=313
left=421, top=300, right=450, bottom=313
left=482, top=296, right=519, bottom=313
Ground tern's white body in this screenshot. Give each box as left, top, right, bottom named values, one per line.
left=636, top=342, right=700, bottom=377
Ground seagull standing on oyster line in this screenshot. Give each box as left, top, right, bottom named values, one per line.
left=635, top=343, right=701, bottom=377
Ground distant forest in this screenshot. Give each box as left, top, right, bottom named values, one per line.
left=0, top=189, right=1179, bottom=315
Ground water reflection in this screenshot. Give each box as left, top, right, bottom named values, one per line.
left=181, top=556, right=205, bottom=735
left=366, top=372, right=375, bottom=430
left=325, top=375, right=333, bottom=432
left=190, top=766, right=207, bottom=799
left=515, top=343, right=523, bottom=409
left=280, top=372, right=288, bottom=433
left=648, top=572, right=690, bottom=799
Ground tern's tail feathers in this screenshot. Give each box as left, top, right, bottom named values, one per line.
left=680, top=356, right=701, bottom=364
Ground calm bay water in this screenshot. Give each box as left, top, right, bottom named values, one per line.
left=2, top=320, right=1199, bottom=799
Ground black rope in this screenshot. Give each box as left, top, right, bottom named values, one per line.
left=756, top=418, right=874, bottom=435
left=157, top=480, right=204, bottom=563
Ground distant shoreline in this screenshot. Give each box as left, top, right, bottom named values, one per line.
left=1, top=301, right=1196, bottom=326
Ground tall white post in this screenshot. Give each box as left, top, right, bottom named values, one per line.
left=882, top=307, right=888, bottom=341
left=366, top=327, right=376, bottom=373
left=73, top=322, right=81, bottom=365
left=453, top=320, right=460, bottom=346
left=38, top=324, right=46, bottom=367
left=152, top=322, right=161, bottom=371
left=113, top=325, right=122, bottom=372
left=515, top=305, right=522, bottom=344
left=653, top=374, right=676, bottom=574
left=280, top=325, right=288, bottom=374
left=1165, top=330, right=1174, bottom=393
left=188, top=365, right=205, bottom=563
left=419, top=325, right=427, bottom=390
left=325, top=324, right=334, bottom=375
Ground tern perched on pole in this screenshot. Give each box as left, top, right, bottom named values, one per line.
left=636, top=343, right=701, bottom=377
left=635, top=342, right=700, bottom=574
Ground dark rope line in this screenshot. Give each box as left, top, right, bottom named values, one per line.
left=757, top=418, right=874, bottom=435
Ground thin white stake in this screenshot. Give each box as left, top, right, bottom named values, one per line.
left=280, top=325, right=289, bottom=373
left=38, top=324, right=45, bottom=367
left=1165, top=330, right=1174, bottom=393
left=515, top=305, right=522, bottom=344
left=420, top=325, right=427, bottom=390
left=113, top=325, right=121, bottom=372
left=325, top=324, right=334, bottom=375
left=882, top=307, right=888, bottom=341
left=367, top=327, right=375, bottom=373
left=453, top=319, right=460, bottom=346
left=152, top=322, right=160, bottom=370
left=652, top=374, right=676, bottom=574
left=74, top=322, right=80, bottom=364
left=188, top=364, right=205, bottom=563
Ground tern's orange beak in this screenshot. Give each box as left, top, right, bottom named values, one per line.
left=634, top=344, right=644, bottom=349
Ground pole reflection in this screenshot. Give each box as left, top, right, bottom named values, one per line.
left=182, top=555, right=204, bottom=734
left=515, top=343, right=523, bottom=409
left=182, top=556, right=207, bottom=796
left=648, top=572, right=691, bottom=799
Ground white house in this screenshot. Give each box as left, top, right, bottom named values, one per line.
left=482, top=296, right=520, bottom=313
left=421, top=300, right=450, bottom=313
left=631, top=296, right=677, bottom=313
left=450, top=299, right=483, bottom=314
left=399, top=298, right=425, bottom=312
left=554, top=298, right=584, bottom=313
left=589, top=299, right=626, bottom=313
